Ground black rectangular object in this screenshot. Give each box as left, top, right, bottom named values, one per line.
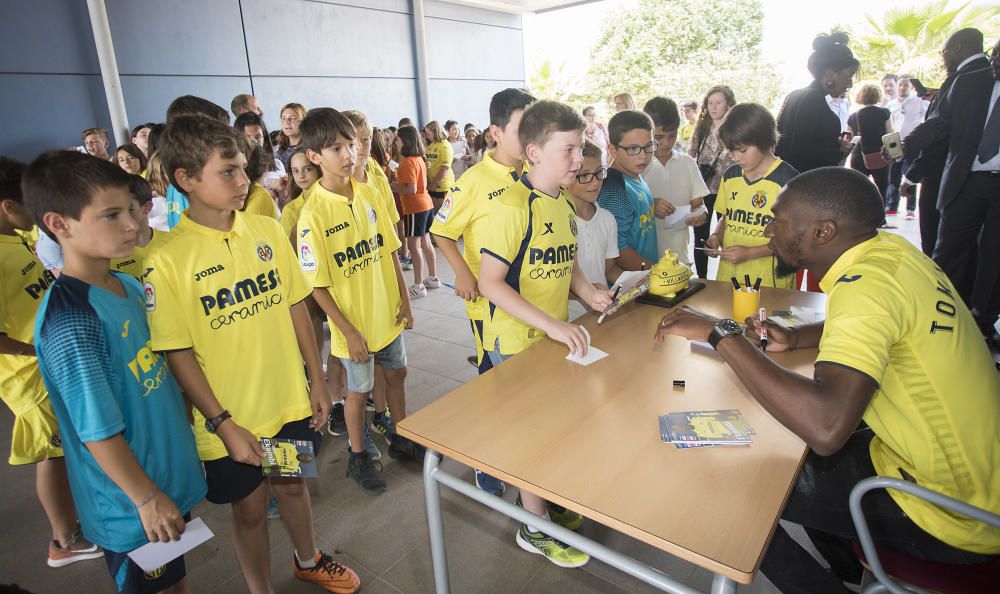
left=636, top=279, right=706, bottom=308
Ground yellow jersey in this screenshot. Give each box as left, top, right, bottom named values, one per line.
left=425, top=140, right=455, bottom=193
left=144, top=212, right=312, bottom=461
left=818, top=232, right=1000, bottom=554
left=297, top=178, right=404, bottom=358
left=430, top=152, right=524, bottom=321
left=0, top=234, right=53, bottom=416
left=714, top=159, right=798, bottom=289
left=111, top=229, right=162, bottom=281
left=281, top=194, right=308, bottom=240
left=364, top=159, right=401, bottom=227
left=243, top=183, right=279, bottom=219
left=678, top=122, right=695, bottom=144
left=479, top=176, right=578, bottom=355
left=15, top=226, right=39, bottom=249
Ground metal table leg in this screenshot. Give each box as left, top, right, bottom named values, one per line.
left=711, top=574, right=737, bottom=594
left=423, top=450, right=450, bottom=594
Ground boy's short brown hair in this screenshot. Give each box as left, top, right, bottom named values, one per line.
left=608, top=110, right=654, bottom=146
left=342, top=110, right=371, bottom=137
left=717, top=103, right=778, bottom=152
left=517, top=100, right=586, bottom=152
left=159, top=114, right=243, bottom=193
left=128, top=174, right=154, bottom=207
left=581, top=139, right=602, bottom=161
left=299, top=108, right=356, bottom=154
left=81, top=127, right=109, bottom=142
left=23, top=151, right=131, bottom=239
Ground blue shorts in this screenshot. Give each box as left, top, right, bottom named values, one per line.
left=485, top=338, right=513, bottom=367
left=104, top=513, right=191, bottom=593
left=339, top=334, right=407, bottom=393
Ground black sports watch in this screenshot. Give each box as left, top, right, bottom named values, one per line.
left=707, top=319, right=742, bottom=350
left=204, top=410, right=232, bottom=434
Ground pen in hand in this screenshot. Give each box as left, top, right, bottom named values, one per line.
left=759, top=306, right=768, bottom=352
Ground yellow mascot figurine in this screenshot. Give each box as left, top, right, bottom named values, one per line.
left=648, top=250, right=691, bottom=298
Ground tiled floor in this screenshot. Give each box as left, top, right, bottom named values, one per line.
left=0, top=213, right=941, bottom=593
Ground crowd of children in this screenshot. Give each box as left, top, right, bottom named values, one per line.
left=2, top=85, right=805, bottom=592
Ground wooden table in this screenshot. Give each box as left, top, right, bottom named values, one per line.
left=398, top=280, right=827, bottom=593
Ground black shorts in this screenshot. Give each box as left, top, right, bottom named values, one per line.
left=104, top=514, right=191, bottom=593
left=403, top=209, right=434, bottom=237
left=203, top=417, right=322, bottom=504
left=429, top=190, right=447, bottom=201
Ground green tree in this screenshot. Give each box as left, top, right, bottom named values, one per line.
left=850, top=2, right=1000, bottom=86
left=585, top=0, right=782, bottom=109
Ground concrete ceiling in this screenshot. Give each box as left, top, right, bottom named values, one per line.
left=440, top=0, right=599, bottom=14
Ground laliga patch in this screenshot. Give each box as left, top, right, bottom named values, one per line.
left=256, top=242, right=274, bottom=263
left=143, top=282, right=156, bottom=312
left=751, top=192, right=767, bottom=209
left=299, top=242, right=317, bottom=272
left=49, top=432, right=61, bottom=448
left=568, top=214, right=578, bottom=237
left=436, top=195, right=453, bottom=222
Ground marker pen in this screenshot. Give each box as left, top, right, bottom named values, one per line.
left=759, top=306, right=768, bottom=352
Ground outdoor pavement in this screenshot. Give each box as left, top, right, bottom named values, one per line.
left=1, top=214, right=929, bottom=593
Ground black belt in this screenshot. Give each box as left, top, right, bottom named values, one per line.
left=971, top=170, right=1000, bottom=176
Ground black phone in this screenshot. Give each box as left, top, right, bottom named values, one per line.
left=909, top=78, right=929, bottom=98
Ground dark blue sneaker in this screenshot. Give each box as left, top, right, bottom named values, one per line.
left=475, top=469, right=505, bottom=496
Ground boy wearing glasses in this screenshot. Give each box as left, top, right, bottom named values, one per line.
left=566, top=140, right=624, bottom=287
left=597, top=110, right=659, bottom=269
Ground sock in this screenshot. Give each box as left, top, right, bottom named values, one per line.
left=295, top=548, right=319, bottom=568
left=525, top=512, right=551, bottom=534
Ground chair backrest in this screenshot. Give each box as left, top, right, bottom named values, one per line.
left=849, top=476, right=1000, bottom=594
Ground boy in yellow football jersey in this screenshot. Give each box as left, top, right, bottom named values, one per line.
left=478, top=101, right=613, bottom=568
left=296, top=108, right=424, bottom=497
left=704, top=103, right=798, bottom=289
left=148, top=115, right=361, bottom=594
left=241, top=142, right=280, bottom=220
left=0, top=156, right=103, bottom=568
left=110, top=175, right=161, bottom=281
left=431, top=88, right=535, bottom=378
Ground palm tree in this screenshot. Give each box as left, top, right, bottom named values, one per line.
left=851, top=1, right=1000, bottom=85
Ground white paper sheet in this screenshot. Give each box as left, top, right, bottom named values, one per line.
left=566, top=326, right=609, bottom=366
left=612, top=270, right=650, bottom=292
left=662, top=205, right=708, bottom=230
left=127, top=517, right=215, bottom=572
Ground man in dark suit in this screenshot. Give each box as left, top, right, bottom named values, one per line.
left=903, top=37, right=1000, bottom=339
left=902, top=29, right=990, bottom=256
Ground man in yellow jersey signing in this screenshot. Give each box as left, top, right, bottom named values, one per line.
left=656, top=167, right=1000, bottom=593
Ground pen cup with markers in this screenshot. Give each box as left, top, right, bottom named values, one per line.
left=732, top=287, right=760, bottom=325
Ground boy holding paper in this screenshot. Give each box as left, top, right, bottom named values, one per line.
left=478, top=100, right=612, bottom=567
left=26, top=150, right=207, bottom=594
left=641, top=97, right=710, bottom=266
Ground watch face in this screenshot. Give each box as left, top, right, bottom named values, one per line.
left=204, top=420, right=215, bottom=433
left=719, top=319, right=742, bottom=335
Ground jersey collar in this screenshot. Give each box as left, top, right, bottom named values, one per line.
left=519, top=172, right=561, bottom=200
left=819, top=232, right=883, bottom=293
left=483, top=151, right=526, bottom=183
left=176, top=210, right=249, bottom=240
left=308, top=177, right=359, bottom=204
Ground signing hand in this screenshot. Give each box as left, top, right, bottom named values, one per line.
left=654, top=305, right=719, bottom=343
left=744, top=314, right=797, bottom=352
left=585, top=286, right=614, bottom=312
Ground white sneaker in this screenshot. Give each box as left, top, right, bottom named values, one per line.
left=423, top=276, right=442, bottom=289
left=408, top=284, right=427, bottom=299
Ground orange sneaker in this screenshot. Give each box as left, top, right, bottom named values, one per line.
left=293, top=551, right=361, bottom=593
left=47, top=529, right=104, bottom=568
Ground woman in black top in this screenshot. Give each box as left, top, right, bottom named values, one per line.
left=848, top=82, right=894, bottom=202
left=775, top=32, right=860, bottom=172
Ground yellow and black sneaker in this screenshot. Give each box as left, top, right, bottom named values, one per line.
left=515, top=524, right=589, bottom=568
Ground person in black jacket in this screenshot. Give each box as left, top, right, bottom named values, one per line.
left=776, top=32, right=859, bottom=173
left=902, top=37, right=1000, bottom=340
left=900, top=28, right=990, bottom=256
